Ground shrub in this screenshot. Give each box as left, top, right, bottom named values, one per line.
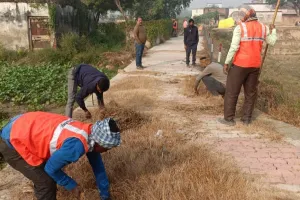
left=144, top=19, right=172, bottom=45
left=0, top=45, right=27, bottom=62
left=88, top=23, right=126, bottom=48
left=60, top=33, right=91, bottom=57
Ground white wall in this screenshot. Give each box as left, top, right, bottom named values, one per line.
left=206, top=3, right=223, bottom=8
left=0, top=3, right=48, bottom=50
left=257, top=11, right=283, bottom=23
left=192, top=9, right=204, bottom=18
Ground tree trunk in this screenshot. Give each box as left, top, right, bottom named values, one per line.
left=114, top=0, right=130, bottom=48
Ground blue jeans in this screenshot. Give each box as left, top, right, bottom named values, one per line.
left=135, top=43, right=145, bottom=67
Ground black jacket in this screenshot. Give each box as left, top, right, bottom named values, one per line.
left=184, top=25, right=199, bottom=46
left=75, top=64, right=109, bottom=111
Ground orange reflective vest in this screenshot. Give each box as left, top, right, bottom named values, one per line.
left=10, top=112, right=92, bottom=166
left=233, top=21, right=267, bottom=68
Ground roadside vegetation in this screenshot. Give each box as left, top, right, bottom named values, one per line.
left=0, top=20, right=172, bottom=130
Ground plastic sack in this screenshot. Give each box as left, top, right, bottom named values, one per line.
left=218, top=17, right=235, bottom=28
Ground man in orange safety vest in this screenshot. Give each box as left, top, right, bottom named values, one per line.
left=219, top=5, right=277, bottom=126
left=0, top=112, right=121, bottom=200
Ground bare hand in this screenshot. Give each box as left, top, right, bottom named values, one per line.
left=269, top=24, right=275, bottom=32
left=184, top=45, right=187, bottom=50
left=85, top=110, right=92, bottom=119
left=223, top=64, right=229, bottom=75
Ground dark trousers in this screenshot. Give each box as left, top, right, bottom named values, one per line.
left=224, top=65, right=260, bottom=121
left=0, top=140, right=57, bottom=200
left=186, top=44, right=197, bottom=65
left=65, top=66, right=78, bottom=118
left=172, top=29, right=177, bottom=37
left=202, top=76, right=226, bottom=96
left=135, top=43, right=145, bottom=67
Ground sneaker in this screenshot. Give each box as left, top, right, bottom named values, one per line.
left=192, top=63, right=196, bottom=67
left=186, top=64, right=190, bottom=68
left=136, top=66, right=143, bottom=70
left=141, top=65, right=146, bottom=68
left=218, top=118, right=236, bottom=126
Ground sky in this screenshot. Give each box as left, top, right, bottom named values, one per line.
left=189, top=0, right=252, bottom=8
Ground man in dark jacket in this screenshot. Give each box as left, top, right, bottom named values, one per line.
left=184, top=19, right=199, bottom=67
left=65, top=64, right=110, bottom=119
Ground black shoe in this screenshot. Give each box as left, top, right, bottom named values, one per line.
left=241, top=119, right=252, bottom=126
left=218, top=118, right=236, bottom=126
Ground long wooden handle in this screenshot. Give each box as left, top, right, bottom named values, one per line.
left=260, top=0, right=281, bottom=73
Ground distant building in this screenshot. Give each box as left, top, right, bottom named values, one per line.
left=192, top=8, right=204, bottom=18
left=206, top=3, right=223, bottom=8
left=245, top=2, right=298, bottom=25
left=192, top=7, right=228, bottom=19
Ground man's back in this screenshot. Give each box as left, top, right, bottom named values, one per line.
left=204, top=62, right=227, bottom=85
left=76, top=64, right=108, bottom=87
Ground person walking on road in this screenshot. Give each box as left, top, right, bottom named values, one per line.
left=65, top=64, right=110, bottom=119
left=194, top=57, right=227, bottom=97
left=0, top=111, right=121, bottom=200
left=183, top=18, right=188, bottom=29
left=184, top=19, right=199, bottom=67
left=172, top=19, right=178, bottom=37
left=219, top=5, right=277, bottom=126
left=134, top=17, right=147, bottom=70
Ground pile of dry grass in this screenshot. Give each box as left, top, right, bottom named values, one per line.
left=56, top=118, right=277, bottom=200
left=106, top=76, right=163, bottom=111
left=98, top=51, right=133, bottom=68
left=92, top=101, right=148, bottom=131
left=173, top=103, right=224, bottom=116
left=180, top=75, right=208, bottom=97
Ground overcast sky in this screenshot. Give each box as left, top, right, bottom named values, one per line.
left=189, top=0, right=251, bottom=8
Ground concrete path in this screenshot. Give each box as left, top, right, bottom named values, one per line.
left=83, top=36, right=300, bottom=194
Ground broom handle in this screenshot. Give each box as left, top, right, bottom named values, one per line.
left=260, top=0, right=281, bottom=74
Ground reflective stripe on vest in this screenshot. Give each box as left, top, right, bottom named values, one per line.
left=240, top=22, right=265, bottom=42
left=49, top=119, right=89, bottom=154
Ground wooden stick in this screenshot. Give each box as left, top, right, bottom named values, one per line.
left=260, top=0, right=281, bottom=76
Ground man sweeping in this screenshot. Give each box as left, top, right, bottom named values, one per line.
left=0, top=112, right=121, bottom=200
left=194, top=57, right=227, bottom=97
left=219, top=5, right=277, bottom=126
left=65, top=64, right=110, bottom=119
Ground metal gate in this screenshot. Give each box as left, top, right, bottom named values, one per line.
left=28, top=17, right=51, bottom=50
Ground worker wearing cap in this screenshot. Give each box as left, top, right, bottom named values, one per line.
left=219, top=5, right=277, bottom=126
left=0, top=112, right=121, bottom=200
